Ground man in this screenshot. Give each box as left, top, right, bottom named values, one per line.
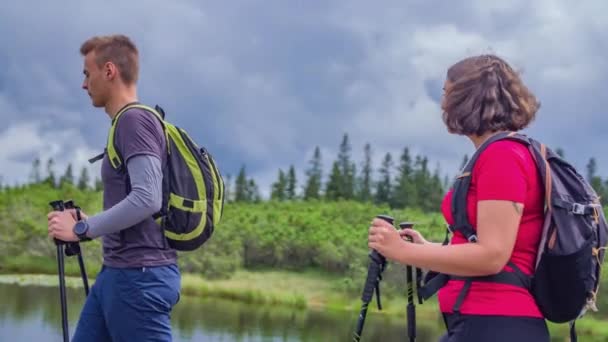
left=47, top=34, right=181, bottom=342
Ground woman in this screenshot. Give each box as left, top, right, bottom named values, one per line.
left=367, top=54, right=549, bottom=341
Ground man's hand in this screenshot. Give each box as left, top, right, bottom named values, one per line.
left=48, top=211, right=78, bottom=242
left=67, top=208, right=89, bottom=221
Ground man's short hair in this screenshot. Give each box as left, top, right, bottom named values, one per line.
left=80, top=34, right=139, bottom=84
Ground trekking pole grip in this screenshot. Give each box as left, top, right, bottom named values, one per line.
left=49, top=200, right=65, bottom=212
left=63, top=200, right=90, bottom=296
left=361, top=253, right=383, bottom=304
left=49, top=200, right=65, bottom=245
left=361, top=215, right=394, bottom=307
left=63, top=199, right=82, bottom=220
left=62, top=200, right=83, bottom=255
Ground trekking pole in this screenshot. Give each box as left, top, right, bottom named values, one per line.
left=64, top=200, right=89, bottom=296
left=353, top=214, right=395, bottom=342
left=400, top=222, right=417, bottom=342
left=49, top=200, right=69, bottom=342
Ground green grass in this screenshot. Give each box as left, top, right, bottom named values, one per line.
left=180, top=271, right=309, bottom=309
left=0, top=258, right=434, bottom=315
left=0, top=254, right=102, bottom=277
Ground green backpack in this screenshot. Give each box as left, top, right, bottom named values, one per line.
left=90, top=103, right=225, bottom=251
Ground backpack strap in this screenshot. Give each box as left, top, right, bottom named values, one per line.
left=449, top=261, right=531, bottom=312
left=88, top=149, right=106, bottom=164
left=449, top=131, right=521, bottom=241
left=419, top=131, right=536, bottom=309
left=87, top=101, right=140, bottom=168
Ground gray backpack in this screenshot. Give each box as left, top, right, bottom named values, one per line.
left=419, top=131, right=608, bottom=342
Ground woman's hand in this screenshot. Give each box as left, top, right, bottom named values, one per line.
left=399, top=228, right=428, bottom=244
left=368, top=218, right=409, bottom=261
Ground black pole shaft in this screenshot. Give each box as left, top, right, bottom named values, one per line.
left=77, top=254, right=89, bottom=296
left=400, top=222, right=417, bottom=342
left=353, top=302, right=369, bottom=342
left=416, top=268, right=423, bottom=305
left=407, top=265, right=416, bottom=342
left=55, top=242, right=69, bottom=342
left=50, top=200, right=70, bottom=342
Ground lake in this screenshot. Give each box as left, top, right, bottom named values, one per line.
left=0, top=282, right=447, bottom=341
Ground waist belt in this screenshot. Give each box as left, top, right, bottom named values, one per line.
left=419, top=261, right=531, bottom=313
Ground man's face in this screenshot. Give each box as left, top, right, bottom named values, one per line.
left=81, top=52, right=109, bottom=108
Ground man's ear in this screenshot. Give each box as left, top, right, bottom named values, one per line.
left=104, top=62, right=116, bottom=80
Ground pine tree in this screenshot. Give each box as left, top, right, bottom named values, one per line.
left=45, top=158, right=56, bottom=187
left=412, top=155, right=433, bottom=210
left=325, top=161, right=342, bottom=201
left=375, top=153, right=393, bottom=204
left=78, top=166, right=90, bottom=190
left=357, top=143, right=373, bottom=202
left=392, top=147, right=417, bottom=208
left=235, top=165, right=249, bottom=202
left=29, top=158, right=42, bottom=184
left=60, top=163, right=75, bottom=186
left=587, top=158, right=605, bottom=196
left=428, top=163, right=445, bottom=211
left=286, top=165, right=297, bottom=200
left=247, top=179, right=261, bottom=202
left=592, top=178, right=606, bottom=201
left=337, top=133, right=356, bottom=200
left=94, top=177, right=103, bottom=192
left=303, top=146, right=323, bottom=200
left=271, top=169, right=287, bottom=201
left=224, top=173, right=233, bottom=202
left=587, top=158, right=597, bottom=183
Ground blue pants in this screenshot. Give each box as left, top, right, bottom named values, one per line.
left=72, top=264, right=181, bottom=342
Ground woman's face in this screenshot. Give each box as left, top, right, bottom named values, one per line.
left=443, top=79, right=452, bottom=93
left=441, top=79, right=451, bottom=110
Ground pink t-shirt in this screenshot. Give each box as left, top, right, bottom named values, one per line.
left=438, top=140, right=545, bottom=318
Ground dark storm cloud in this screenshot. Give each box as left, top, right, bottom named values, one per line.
left=0, top=0, right=606, bottom=195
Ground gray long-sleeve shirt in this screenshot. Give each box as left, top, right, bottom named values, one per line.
left=86, top=154, right=162, bottom=238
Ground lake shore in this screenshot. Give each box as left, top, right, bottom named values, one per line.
left=0, top=270, right=437, bottom=317
left=1, top=270, right=607, bottom=341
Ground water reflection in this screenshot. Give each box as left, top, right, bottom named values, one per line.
left=0, top=282, right=447, bottom=341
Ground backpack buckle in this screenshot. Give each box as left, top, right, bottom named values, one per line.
left=572, top=203, right=586, bottom=215
left=446, top=224, right=455, bottom=233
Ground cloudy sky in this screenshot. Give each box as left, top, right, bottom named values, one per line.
left=1, top=0, right=607, bottom=197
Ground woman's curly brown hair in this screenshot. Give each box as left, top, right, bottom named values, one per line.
left=441, top=54, right=541, bottom=136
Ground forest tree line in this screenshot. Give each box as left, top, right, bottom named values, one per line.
left=225, top=134, right=608, bottom=212
left=228, top=134, right=447, bottom=212
left=1, top=134, right=608, bottom=212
